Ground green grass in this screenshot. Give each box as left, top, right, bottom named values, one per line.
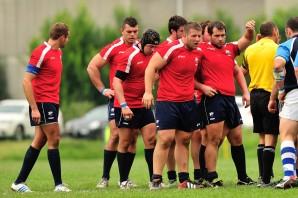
left=1, top=129, right=298, bottom=197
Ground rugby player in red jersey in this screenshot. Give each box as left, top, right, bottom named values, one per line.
left=197, top=20, right=256, bottom=187
left=87, top=17, right=139, bottom=188
left=11, top=23, right=71, bottom=193
left=158, top=15, right=187, bottom=187
left=113, top=29, right=160, bottom=189
left=143, top=22, right=203, bottom=189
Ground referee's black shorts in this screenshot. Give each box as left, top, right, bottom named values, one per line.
left=250, top=89, right=279, bottom=135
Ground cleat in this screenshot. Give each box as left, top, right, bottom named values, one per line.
left=178, top=180, right=204, bottom=189
left=237, top=176, right=256, bottom=185
left=54, top=184, right=71, bottom=192
left=256, top=177, right=262, bottom=186
left=149, top=179, right=163, bottom=190
left=167, top=179, right=177, bottom=188
left=257, top=178, right=281, bottom=188
left=118, top=179, right=137, bottom=188
left=203, top=178, right=223, bottom=188
left=11, top=183, right=32, bottom=193
left=96, top=178, right=109, bottom=188
left=119, top=181, right=131, bottom=190
left=127, top=179, right=137, bottom=188
left=275, top=177, right=298, bottom=189
left=194, top=178, right=204, bottom=185
left=257, top=181, right=276, bottom=188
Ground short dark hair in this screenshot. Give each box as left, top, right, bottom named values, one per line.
left=168, top=15, right=187, bottom=34
left=184, top=22, right=202, bottom=35
left=122, top=17, right=138, bottom=28
left=286, top=17, right=298, bottom=32
left=49, top=22, right=69, bottom=40
left=208, top=21, right=226, bottom=35
left=259, top=21, right=277, bottom=37
left=200, top=20, right=211, bottom=34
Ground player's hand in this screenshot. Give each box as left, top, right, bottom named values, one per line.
left=201, top=85, right=217, bottom=97
left=31, top=108, right=41, bottom=124
left=121, top=107, right=134, bottom=120
left=242, top=92, right=250, bottom=108
left=268, top=99, right=277, bottom=113
left=245, top=20, right=255, bottom=32
left=142, top=92, right=154, bottom=109
left=102, top=89, right=114, bottom=99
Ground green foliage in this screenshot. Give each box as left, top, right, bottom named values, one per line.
left=214, top=10, right=240, bottom=42
left=272, top=7, right=298, bottom=42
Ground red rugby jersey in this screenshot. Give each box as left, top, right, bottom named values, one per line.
left=99, top=37, right=134, bottom=89
left=114, top=45, right=153, bottom=108
left=156, top=39, right=202, bottom=102
left=199, top=42, right=239, bottom=96
left=27, top=42, right=63, bottom=104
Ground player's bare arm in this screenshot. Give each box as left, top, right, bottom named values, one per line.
left=273, top=57, right=287, bottom=101
left=234, top=64, right=250, bottom=107
left=23, top=72, right=40, bottom=124
left=238, top=20, right=255, bottom=52
left=87, top=53, right=114, bottom=98
left=113, top=76, right=134, bottom=120
left=142, top=52, right=166, bottom=109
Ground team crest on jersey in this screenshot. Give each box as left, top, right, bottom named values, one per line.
left=118, top=51, right=125, bottom=54
left=225, top=50, right=231, bottom=56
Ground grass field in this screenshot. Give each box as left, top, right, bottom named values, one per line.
left=1, top=129, right=298, bottom=197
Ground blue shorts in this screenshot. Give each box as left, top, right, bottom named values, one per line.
left=155, top=101, right=199, bottom=132
left=202, top=94, right=242, bottom=129
left=195, top=101, right=206, bottom=130
left=108, top=98, right=115, bottom=121
left=115, top=107, right=155, bottom=129
left=29, top=102, right=59, bottom=126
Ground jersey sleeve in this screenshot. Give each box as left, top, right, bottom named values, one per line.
left=231, top=42, right=240, bottom=56
left=99, top=43, right=114, bottom=62
left=276, top=42, right=290, bottom=63
left=156, top=43, right=176, bottom=62
left=26, top=46, right=44, bottom=75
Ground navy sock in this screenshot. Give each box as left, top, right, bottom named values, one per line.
left=167, top=170, right=177, bottom=181
left=257, top=144, right=264, bottom=178
left=231, top=145, right=247, bottom=180
left=48, top=149, right=62, bottom=186
left=15, top=146, right=40, bottom=184
left=178, top=172, right=189, bottom=183
left=144, top=149, right=154, bottom=181
left=262, top=146, right=275, bottom=184
left=102, top=150, right=117, bottom=180
left=117, top=152, right=127, bottom=182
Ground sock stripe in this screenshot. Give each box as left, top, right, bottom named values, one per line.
left=282, top=158, right=295, bottom=165
left=263, top=148, right=275, bottom=152
left=285, top=170, right=295, bottom=176
left=281, top=147, right=296, bottom=155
